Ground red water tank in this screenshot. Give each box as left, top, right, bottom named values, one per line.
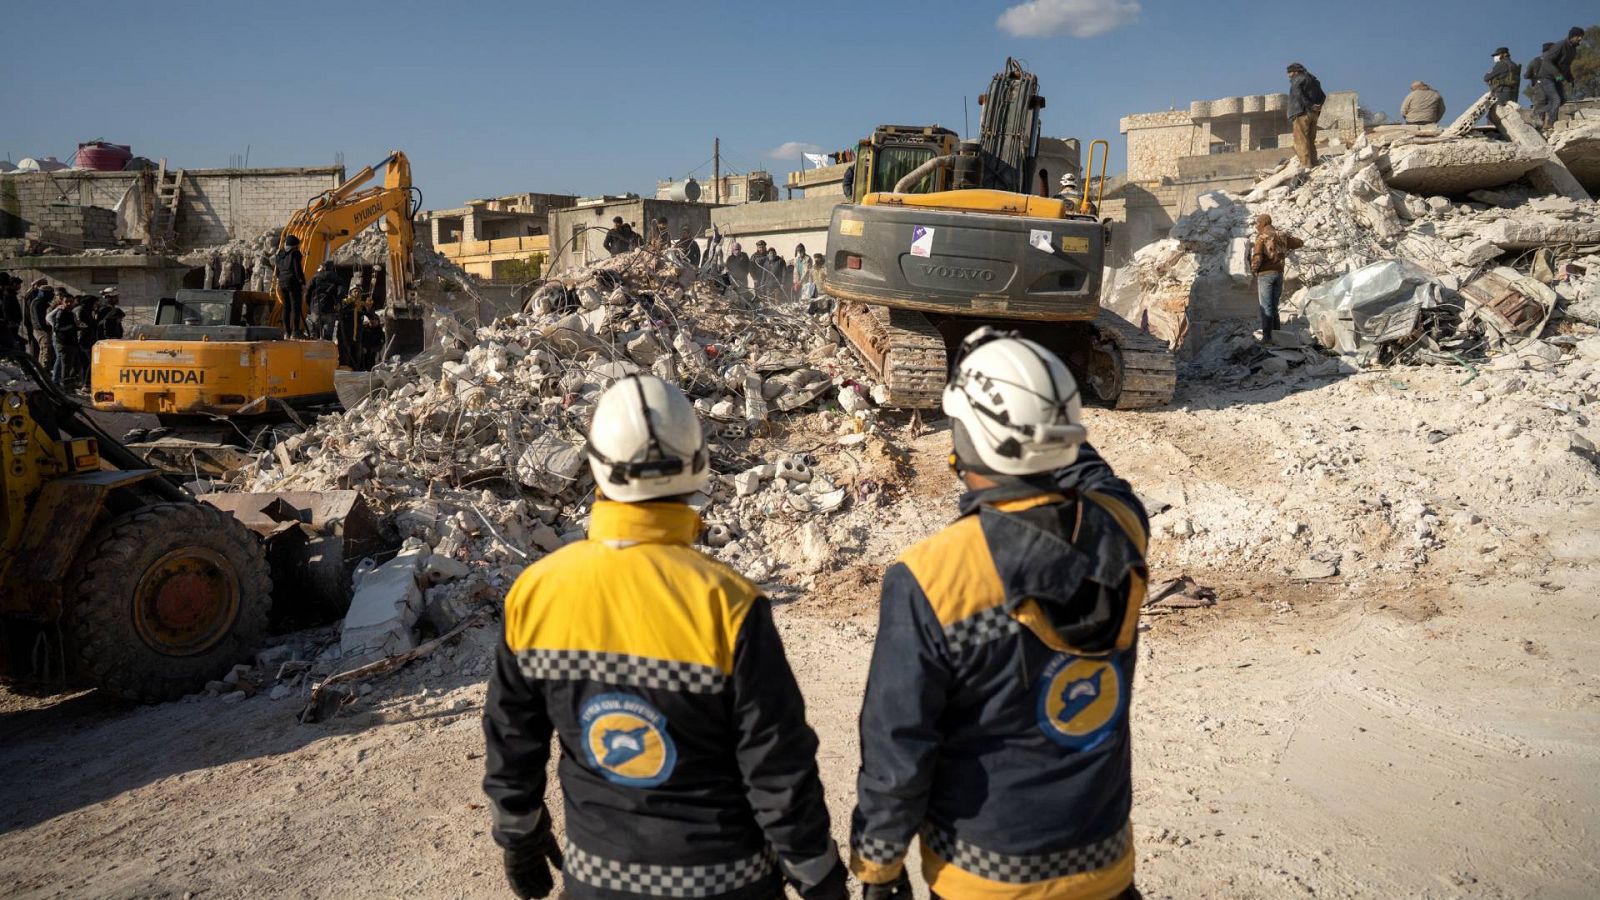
left=74, top=141, right=133, bottom=171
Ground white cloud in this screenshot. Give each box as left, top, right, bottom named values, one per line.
left=996, top=0, right=1140, bottom=38
left=767, top=141, right=823, bottom=159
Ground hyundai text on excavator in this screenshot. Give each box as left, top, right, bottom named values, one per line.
left=822, top=60, right=1176, bottom=409
left=88, top=151, right=422, bottom=425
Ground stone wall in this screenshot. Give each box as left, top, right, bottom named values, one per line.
left=0, top=166, right=344, bottom=250
left=27, top=205, right=118, bottom=251
left=1121, top=110, right=1197, bottom=183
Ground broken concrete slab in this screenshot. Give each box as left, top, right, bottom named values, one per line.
left=1489, top=103, right=1592, bottom=201
left=340, top=542, right=430, bottom=666
left=1479, top=218, right=1600, bottom=249
left=1385, top=140, right=1549, bottom=195
left=1551, top=122, right=1600, bottom=195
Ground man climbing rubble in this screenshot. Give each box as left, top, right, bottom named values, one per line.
left=483, top=374, right=846, bottom=900
left=1250, top=213, right=1304, bottom=343
left=1484, top=47, right=1521, bottom=105
left=1287, top=62, right=1326, bottom=168
left=1534, top=27, right=1586, bottom=130
left=1400, top=81, right=1445, bottom=125
left=850, top=329, right=1149, bottom=900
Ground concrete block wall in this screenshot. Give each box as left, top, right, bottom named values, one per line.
left=1, top=166, right=343, bottom=250
left=4, top=261, right=187, bottom=325
left=26, top=205, right=119, bottom=250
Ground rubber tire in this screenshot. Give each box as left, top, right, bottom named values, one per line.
left=66, top=502, right=272, bottom=703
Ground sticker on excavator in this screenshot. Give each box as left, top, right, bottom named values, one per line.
left=910, top=225, right=935, bottom=258
left=839, top=218, right=864, bottom=236
left=1030, top=229, right=1054, bottom=253
left=1060, top=236, right=1091, bottom=254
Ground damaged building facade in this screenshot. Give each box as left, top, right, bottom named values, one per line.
left=419, top=192, right=576, bottom=283
left=0, top=165, right=346, bottom=322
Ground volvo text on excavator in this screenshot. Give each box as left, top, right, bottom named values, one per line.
left=822, top=60, right=1176, bottom=409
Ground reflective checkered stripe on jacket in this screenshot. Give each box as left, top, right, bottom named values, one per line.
left=563, top=842, right=775, bottom=898
left=515, top=648, right=727, bottom=694
left=921, top=822, right=1130, bottom=884
left=853, top=833, right=906, bottom=867
left=942, top=605, right=1021, bottom=655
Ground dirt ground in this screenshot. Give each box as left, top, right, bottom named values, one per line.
left=4, top=363, right=1599, bottom=899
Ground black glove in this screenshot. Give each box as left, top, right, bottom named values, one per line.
left=861, top=870, right=912, bottom=900
left=503, top=816, right=563, bottom=899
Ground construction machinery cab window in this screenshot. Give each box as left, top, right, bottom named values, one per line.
left=153, top=290, right=275, bottom=329
left=873, top=146, right=938, bottom=194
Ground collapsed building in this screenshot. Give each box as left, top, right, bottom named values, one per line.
left=1103, top=94, right=1600, bottom=376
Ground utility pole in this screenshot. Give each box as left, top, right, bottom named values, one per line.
left=713, top=137, right=721, bottom=204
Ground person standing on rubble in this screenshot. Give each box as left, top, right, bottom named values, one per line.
left=1527, top=43, right=1554, bottom=125
left=850, top=328, right=1148, bottom=900
left=791, top=243, right=811, bottom=299
left=603, top=216, right=641, bottom=256
left=45, top=290, right=81, bottom=388
left=483, top=374, right=847, bottom=900
left=1485, top=48, right=1521, bottom=105
left=1287, top=63, right=1326, bottom=169
left=1251, top=214, right=1303, bottom=343
left=676, top=225, right=702, bottom=269
left=273, top=234, right=306, bottom=339
left=1400, top=81, right=1445, bottom=125
left=1534, top=27, right=1585, bottom=130
left=726, top=242, right=752, bottom=299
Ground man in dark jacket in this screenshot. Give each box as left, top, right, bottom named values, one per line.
left=675, top=225, right=702, bottom=268
left=1287, top=62, right=1326, bottom=168
left=1535, top=27, right=1586, bottom=128
left=96, top=289, right=126, bottom=340
left=603, top=216, right=642, bottom=256
left=485, top=375, right=846, bottom=900
left=26, top=279, right=54, bottom=367
left=852, top=329, right=1148, bottom=900
left=725, top=242, right=752, bottom=298
left=46, top=290, right=81, bottom=387
left=273, top=234, right=306, bottom=338
left=1485, top=47, right=1521, bottom=105
left=306, top=261, right=342, bottom=340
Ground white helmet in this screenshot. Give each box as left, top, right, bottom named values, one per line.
left=1058, top=172, right=1078, bottom=189
left=942, top=328, right=1087, bottom=476
left=586, top=375, right=710, bottom=502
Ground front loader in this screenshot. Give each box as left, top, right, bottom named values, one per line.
left=1, top=351, right=271, bottom=701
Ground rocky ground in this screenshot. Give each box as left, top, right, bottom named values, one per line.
left=4, top=353, right=1598, bottom=899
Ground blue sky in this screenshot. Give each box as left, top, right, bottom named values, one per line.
left=2, top=1, right=1592, bottom=210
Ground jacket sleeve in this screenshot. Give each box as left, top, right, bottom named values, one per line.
left=1400, top=93, right=1416, bottom=119
left=730, top=598, right=843, bottom=896
left=850, top=563, right=951, bottom=884
left=482, top=638, right=553, bottom=851
left=1052, top=442, right=1149, bottom=532
left=1249, top=237, right=1263, bottom=272
left=1286, top=234, right=1305, bottom=251
left=1542, top=43, right=1567, bottom=78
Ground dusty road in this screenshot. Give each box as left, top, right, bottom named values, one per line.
left=4, top=364, right=1599, bottom=899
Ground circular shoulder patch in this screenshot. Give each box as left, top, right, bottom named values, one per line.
left=580, top=692, right=678, bottom=787
left=1036, top=654, right=1125, bottom=750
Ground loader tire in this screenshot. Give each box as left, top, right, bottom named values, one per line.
left=66, top=502, right=272, bottom=703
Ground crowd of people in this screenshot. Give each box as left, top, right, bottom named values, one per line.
left=602, top=216, right=827, bottom=303
left=0, top=272, right=125, bottom=389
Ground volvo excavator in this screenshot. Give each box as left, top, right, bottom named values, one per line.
left=822, top=60, right=1175, bottom=409
left=89, top=151, right=422, bottom=424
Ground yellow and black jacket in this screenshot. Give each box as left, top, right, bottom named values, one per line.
left=851, top=445, right=1149, bottom=900
left=484, top=500, right=843, bottom=900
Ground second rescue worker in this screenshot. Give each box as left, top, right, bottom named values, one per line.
left=851, top=330, right=1150, bottom=900
left=483, top=375, right=847, bottom=900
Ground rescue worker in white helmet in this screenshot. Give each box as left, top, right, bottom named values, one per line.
left=484, top=375, right=847, bottom=900
left=850, top=329, right=1150, bottom=900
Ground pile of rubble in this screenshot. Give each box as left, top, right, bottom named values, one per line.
left=1105, top=94, right=1600, bottom=375
left=241, top=248, right=887, bottom=671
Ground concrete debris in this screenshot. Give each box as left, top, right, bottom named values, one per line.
left=1105, top=103, right=1599, bottom=376
left=340, top=540, right=430, bottom=666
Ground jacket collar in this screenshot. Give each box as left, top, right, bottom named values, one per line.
left=588, top=500, right=701, bottom=546
left=957, top=476, right=1066, bottom=518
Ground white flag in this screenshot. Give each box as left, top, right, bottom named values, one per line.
left=803, top=153, right=830, bottom=169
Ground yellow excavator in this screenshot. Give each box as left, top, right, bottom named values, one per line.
left=89, top=151, right=421, bottom=425
left=822, top=60, right=1175, bottom=409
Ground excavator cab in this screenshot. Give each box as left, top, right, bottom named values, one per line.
left=850, top=126, right=959, bottom=203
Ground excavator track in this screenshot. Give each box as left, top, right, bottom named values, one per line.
left=834, top=302, right=947, bottom=409
left=1085, top=309, right=1176, bottom=409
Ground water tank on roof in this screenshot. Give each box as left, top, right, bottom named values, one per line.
left=74, top=141, right=133, bottom=171
left=664, top=178, right=702, bottom=203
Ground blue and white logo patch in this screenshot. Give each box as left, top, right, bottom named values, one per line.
left=1036, top=654, right=1125, bottom=750
left=580, top=692, right=678, bottom=787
